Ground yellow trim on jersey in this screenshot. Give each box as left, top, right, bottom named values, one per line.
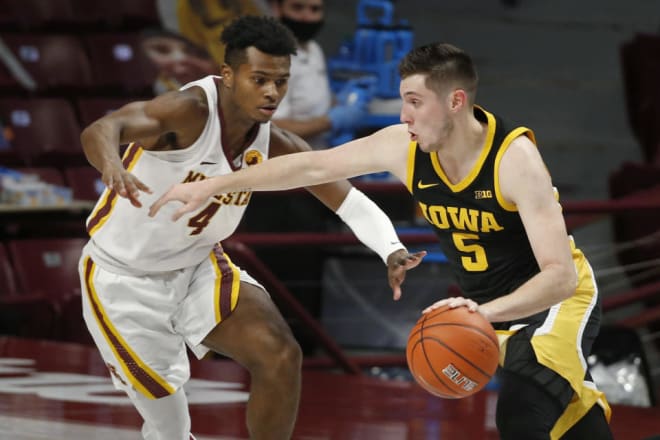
left=88, top=144, right=144, bottom=236
left=493, top=127, right=536, bottom=212
left=210, top=250, right=241, bottom=323
left=430, top=107, right=496, bottom=192
left=535, top=246, right=611, bottom=438
left=83, top=256, right=175, bottom=399
left=405, top=141, right=417, bottom=193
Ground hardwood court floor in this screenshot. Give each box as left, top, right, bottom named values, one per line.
left=0, top=337, right=658, bottom=439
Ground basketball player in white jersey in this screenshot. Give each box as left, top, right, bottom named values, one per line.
left=78, top=15, right=424, bottom=440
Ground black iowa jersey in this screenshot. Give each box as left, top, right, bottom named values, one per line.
left=406, top=106, right=541, bottom=306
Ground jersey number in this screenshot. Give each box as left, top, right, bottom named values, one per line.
left=188, top=202, right=221, bottom=235
left=452, top=232, right=488, bottom=271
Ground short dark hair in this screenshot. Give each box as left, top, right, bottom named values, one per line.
left=399, top=43, right=478, bottom=103
left=221, top=15, right=297, bottom=67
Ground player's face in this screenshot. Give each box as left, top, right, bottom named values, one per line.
left=225, top=47, right=291, bottom=123
left=399, top=74, right=453, bottom=152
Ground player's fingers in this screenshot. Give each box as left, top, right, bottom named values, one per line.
left=134, top=178, right=152, bottom=194
left=390, top=274, right=404, bottom=300
left=422, top=300, right=447, bottom=314
left=392, top=285, right=402, bottom=301
left=148, top=194, right=170, bottom=217
left=172, top=203, right=195, bottom=221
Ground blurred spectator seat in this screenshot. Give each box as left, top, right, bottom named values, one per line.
left=3, top=0, right=80, bottom=31
left=0, top=241, right=60, bottom=339
left=609, top=161, right=660, bottom=287
left=14, top=167, right=65, bottom=186
left=0, top=98, right=83, bottom=166
left=620, top=33, right=660, bottom=164
left=1, top=34, right=93, bottom=94
left=0, top=0, right=20, bottom=32
left=0, top=0, right=157, bottom=31
left=7, top=238, right=86, bottom=298
left=76, top=97, right=133, bottom=127
left=0, top=294, right=61, bottom=339
left=84, top=33, right=157, bottom=96
left=102, top=0, right=160, bottom=30
left=59, top=291, right=94, bottom=345
left=64, top=166, right=103, bottom=202
left=0, top=243, right=17, bottom=296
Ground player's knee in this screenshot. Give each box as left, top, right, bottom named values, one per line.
left=248, top=324, right=302, bottom=375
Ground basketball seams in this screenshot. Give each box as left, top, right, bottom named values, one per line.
left=406, top=306, right=500, bottom=399
left=410, top=340, right=456, bottom=398
left=420, top=336, right=493, bottom=380
left=410, top=322, right=499, bottom=348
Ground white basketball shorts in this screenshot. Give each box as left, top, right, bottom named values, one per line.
left=78, top=244, right=264, bottom=399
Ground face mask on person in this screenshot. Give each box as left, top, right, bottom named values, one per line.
left=280, top=16, right=324, bottom=43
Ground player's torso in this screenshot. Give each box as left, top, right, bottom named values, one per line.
left=86, top=76, right=270, bottom=273
left=407, top=106, right=539, bottom=303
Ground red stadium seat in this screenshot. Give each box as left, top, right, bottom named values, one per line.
left=84, top=32, right=157, bottom=95
left=0, top=98, right=83, bottom=165
left=64, top=166, right=103, bottom=201
left=0, top=294, right=61, bottom=339
left=1, top=34, right=93, bottom=93
left=0, top=243, right=17, bottom=296
left=4, top=0, right=77, bottom=31
left=103, top=0, right=160, bottom=29
left=76, top=97, right=133, bottom=127
left=59, top=291, right=94, bottom=345
left=14, top=167, right=66, bottom=186
left=7, top=238, right=86, bottom=298
left=2, top=0, right=159, bottom=31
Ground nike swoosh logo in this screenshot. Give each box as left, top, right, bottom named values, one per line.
left=200, top=161, right=217, bottom=165
left=417, top=180, right=439, bottom=189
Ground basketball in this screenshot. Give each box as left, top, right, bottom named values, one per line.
left=406, top=305, right=500, bottom=399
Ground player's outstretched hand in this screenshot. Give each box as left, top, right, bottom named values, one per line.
left=423, top=297, right=480, bottom=314
left=102, top=163, right=151, bottom=208
left=387, top=249, right=427, bottom=301
left=148, top=180, right=213, bottom=221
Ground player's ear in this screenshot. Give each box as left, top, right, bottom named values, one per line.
left=220, top=64, right=233, bottom=88
left=450, top=89, right=467, bottom=111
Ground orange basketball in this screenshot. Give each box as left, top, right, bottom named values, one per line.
left=406, top=305, right=500, bottom=399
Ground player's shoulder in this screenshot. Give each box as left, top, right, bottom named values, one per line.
left=269, top=123, right=311, bottom=157
left=145, top=86, right=209, bottom=120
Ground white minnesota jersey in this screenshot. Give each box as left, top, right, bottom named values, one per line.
left=85, top=75, right=270, bottom=274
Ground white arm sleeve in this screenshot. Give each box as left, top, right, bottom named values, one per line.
left=335, top=187, right=407, bottom=264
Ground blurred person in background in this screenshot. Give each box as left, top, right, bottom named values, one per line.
left=140, top=28, right=219, bottom=95
left=271, top=0, right=369, bottom=149
left=176, top=0, right=271, bottom=69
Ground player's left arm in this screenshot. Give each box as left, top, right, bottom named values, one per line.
left=424, top=135, right=577, bottom=321
left=268, top=126, right=426, bottom=300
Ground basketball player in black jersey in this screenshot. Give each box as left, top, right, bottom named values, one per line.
left=151, top=42, right=614, bottom=439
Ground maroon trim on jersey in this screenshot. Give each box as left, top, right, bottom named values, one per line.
left=86, top=191, right=117, bottom=234
left=86, top=144, right=142, bottom=234
left=212, top=244, right=235, bottom=321
left=213, top=77, right=260, bottom=172
left=83, top=257, right=172, bottom=399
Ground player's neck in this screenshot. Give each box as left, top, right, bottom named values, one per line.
left=435, top=115, right=488, bottom=183
left=218, top=93, right=260, bottom=157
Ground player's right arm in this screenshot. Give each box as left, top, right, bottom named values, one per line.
left=149, top=123, right=412, bottom=216
left=79, top=88, right=207, bottom=207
